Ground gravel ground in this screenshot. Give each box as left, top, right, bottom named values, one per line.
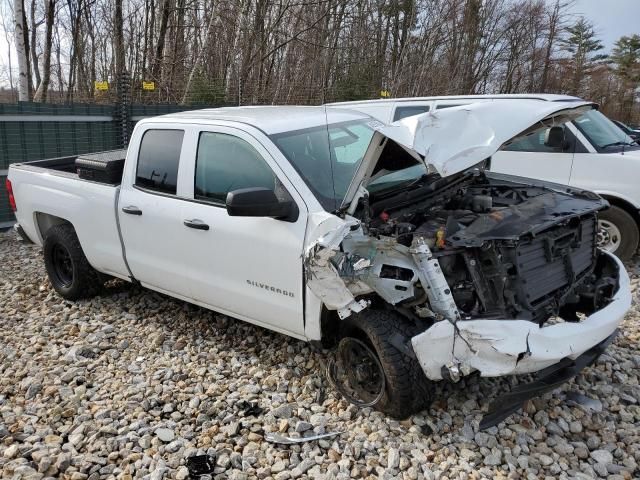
left=1, top=230, right=639, bottom=480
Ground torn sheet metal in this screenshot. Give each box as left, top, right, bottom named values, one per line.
left=340, top=235, right=418, bottom=305
left=410, top=251, right=630, bottom=380
left=304, top=213, right=371, bottom=319
left=264, top=431, right=343, bottom=444
left=305, top=213, right=461, bottom=319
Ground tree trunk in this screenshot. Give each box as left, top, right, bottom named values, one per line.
left=33, top=0, right=55, bottom=102
left=181, top=8, right=216, bottom=104
left=114, top=0, right=125, bottom=77
left=29, top=0, right=41, bottom=88
left=151, top=0, right=171, bottom=81
left=540, top=1, right=560, bottom=92
left=14, top=0, right=30, bottom=101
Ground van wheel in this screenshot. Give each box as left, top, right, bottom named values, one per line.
left=597, top=206, right=639, bottom=261
left=43, top=224, right=102, bottom=300
left=334, top=309, right=433, bottom=419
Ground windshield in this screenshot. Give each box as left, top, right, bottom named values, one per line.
left=573, top=109, right=635, bottom=149
left=270, top=120, right=374, bottom=211
left=368, top=164, right=429, bottom=193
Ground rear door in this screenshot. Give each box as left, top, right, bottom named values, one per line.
left=117, top=125, right=194, bottom=298
left=175, top=125, right=308, bottom=337
left=490, top=124, right=579, bottom=184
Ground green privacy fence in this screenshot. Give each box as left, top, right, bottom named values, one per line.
left=0, top=101, right=224, bottom=226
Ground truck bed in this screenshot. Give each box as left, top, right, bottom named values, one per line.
left=14, top=150, right=126, bottom=186
left=21, top=155, right=81, bottom=175
left=8, top=158, right=130, bottom=279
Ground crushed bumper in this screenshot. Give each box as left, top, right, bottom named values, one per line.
left=479, top=330, right=617, bottom=429
left=411, top=251, right=631, bottom=381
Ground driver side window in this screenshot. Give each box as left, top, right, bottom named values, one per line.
left=195, top=132, right=276, bottom=204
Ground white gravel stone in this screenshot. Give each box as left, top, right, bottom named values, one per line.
left=155, top=428, right=175, bottom=442
left=590, top=449, right=614, bottom=464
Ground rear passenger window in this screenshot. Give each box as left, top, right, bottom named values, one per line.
left=195, top=132, right=276, bottom=204
left=393, top=106, right=430, bottom=121
left=136, top=129, right=184, bottom=194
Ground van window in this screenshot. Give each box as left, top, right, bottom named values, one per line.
left=573, top=109, right=635, bottom=150
left=195, top=132, right=276, bottom=204
left=502, top=128, right=565, bottom=153
left=393, top=106, right=430, bottom=121
left=136, top=129, right=184, bottom=194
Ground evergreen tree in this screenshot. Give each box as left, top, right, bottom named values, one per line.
left=560, top=17, right=607, bottom=95
left=611, top=34, right=640, bottom=83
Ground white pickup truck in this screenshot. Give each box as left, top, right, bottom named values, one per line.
left=7, top=102, right=631, bottom=427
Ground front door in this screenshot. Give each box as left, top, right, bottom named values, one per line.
left=176, top=126, right=308, bottom=337
left=491, top=124, right=577, bottom=185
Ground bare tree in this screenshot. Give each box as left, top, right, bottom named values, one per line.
left=3, top=0, right=638, bottom=122
left=32, top=0, right=56, bottom=102
left=13, top=0, right=30, bottom=101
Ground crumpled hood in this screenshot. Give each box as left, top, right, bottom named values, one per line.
left=373, top=100, right=594, bottom=177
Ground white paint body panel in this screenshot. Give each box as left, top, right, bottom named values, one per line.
left=568, top=150, right=640, bottom=208
left=411, top=252, right=631, bottom=380
left=8, top=167, right=129, bottom=278
left=335, top=96, right=640, bottom=210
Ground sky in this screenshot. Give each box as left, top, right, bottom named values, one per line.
left=0, top=0, right=638, bottom=86
left=566, top=0, right=639, bottom=50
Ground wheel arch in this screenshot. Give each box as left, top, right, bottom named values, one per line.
left=599, top=195, right=640, bottom=228
left=34, top=212, right=74, bottom=242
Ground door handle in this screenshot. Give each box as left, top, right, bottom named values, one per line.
left=122, top=206, right=142, bottom=215
left=184, top=219, right=210, bottom=231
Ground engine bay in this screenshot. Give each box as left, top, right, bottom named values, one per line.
left=339, top=170, right=616, bottom=325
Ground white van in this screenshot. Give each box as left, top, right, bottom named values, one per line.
left=329, top=94, right=640, bottom=260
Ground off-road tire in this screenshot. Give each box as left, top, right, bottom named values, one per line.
left=43, top=224, right=102, bottom=300
left=598, top=206, right=639, bottom=261
left=341, top=309, right=434, bottom=419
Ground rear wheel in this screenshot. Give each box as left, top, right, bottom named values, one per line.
left=597, top=206, right=639, bottom=261
left=332, top=309, right=434, bottom=419
left=43, top=224, right=102, bottom=300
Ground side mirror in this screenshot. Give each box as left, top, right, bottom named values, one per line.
left=544, top=126, right=565, bottom=149
left=226, top=187, right=298, bottom=222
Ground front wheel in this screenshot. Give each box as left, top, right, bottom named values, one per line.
left=43, top=224, right=102, bottom=300
left=332, top=310, right=434, bottom=419
left=597, top=206, right=639, bottom=261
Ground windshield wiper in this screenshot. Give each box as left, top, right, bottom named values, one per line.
left=601, top=141, right=635, bottom=149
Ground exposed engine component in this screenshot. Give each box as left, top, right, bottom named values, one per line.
left=349, top=170, right=611, bottom=325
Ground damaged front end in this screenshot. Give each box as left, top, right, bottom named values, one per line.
left=305, top=169, right=631, bottom=424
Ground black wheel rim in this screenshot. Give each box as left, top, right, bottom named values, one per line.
left=326, top=337, right=386, bottom=407
left=52, top=243, right=73, bottom=288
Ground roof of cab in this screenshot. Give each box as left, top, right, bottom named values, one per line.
left=145, top=105, right=370, bottom=135
left=327, top=93, right=584, bottom=106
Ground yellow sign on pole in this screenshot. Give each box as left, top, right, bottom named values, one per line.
left=142, top=81, right=155, bottom=91
left=380, top=89, right=391, bottom=98
left=94, top=81, right=109, bottom=91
